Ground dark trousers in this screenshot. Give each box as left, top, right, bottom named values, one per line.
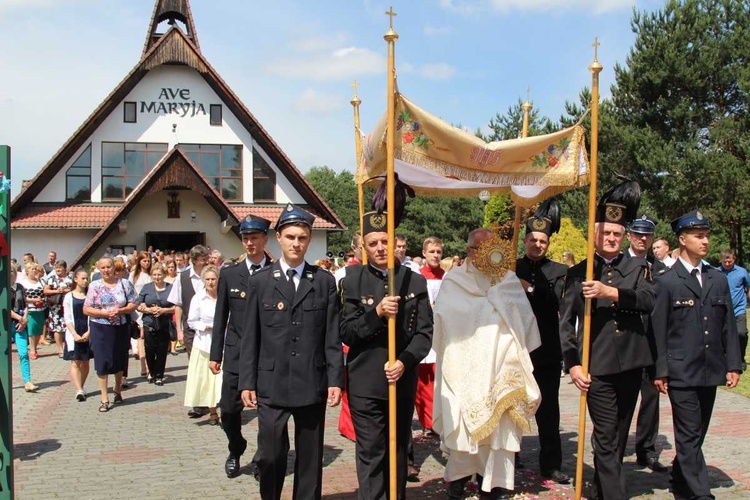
left=532, top=364, right=563, bottom=473
left=635, top=368, right=660, bottom=459
left=668, top=386, right=717, bottom=500
left=256, top=401, right=326, bottom=500
left=738, top=314, right=748, bottom=369
left=587, top=369, right=641, bottom=500
left=183, top=327, right=196, bottom=358
left=143, top=327, right=170, bottom=378
left=349, top=395, right=414, bottom=500
left=219, top=370, right=273, bottom=463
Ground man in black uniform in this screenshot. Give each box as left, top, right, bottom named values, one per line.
left=340, top=210, right=433, bottom=500
left=515, top=199, right=570, bottom=484
left=239, top=203, right=343, bottom=500
left=624, top=214, right=668, bottom=473
left=210, top=215, right=274, bottom=478
left=651, top=210, right=742, bottom=499
left=560, top=179, right=655, bottom=500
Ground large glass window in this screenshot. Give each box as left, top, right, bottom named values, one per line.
left=253, top=147, right=276, bottom=202
left=66, top=144, right=92, bottom=201
left=178, top=144, right=243, bottom=201
left=101, top=142, right=168, bottom=200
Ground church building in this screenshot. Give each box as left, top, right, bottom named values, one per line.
left=11, top=0, right=344, bottom=268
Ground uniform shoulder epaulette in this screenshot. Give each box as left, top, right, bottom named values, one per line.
left=223, top=260, right=241, bottom=269
left=252, top=265, right=273, bottom=276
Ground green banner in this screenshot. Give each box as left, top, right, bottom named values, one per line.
left=0, top=145, right=13, bottom=499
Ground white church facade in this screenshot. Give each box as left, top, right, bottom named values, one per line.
left=11, top=0, right=344, bottom=268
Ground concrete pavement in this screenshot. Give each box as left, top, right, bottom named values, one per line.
left=10, top=344, right=750, bottom=499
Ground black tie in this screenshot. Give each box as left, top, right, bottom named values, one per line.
left=250, top=264, right=261, bottom=274
left=691, top=268, right=701, bottom=288
left=286, top=268, right=297, bottom=299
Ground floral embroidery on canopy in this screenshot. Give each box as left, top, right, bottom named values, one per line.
left=530, top=137, right=571, bottom=169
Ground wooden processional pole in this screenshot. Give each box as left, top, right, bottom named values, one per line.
left=511, top=91, right=533, bottom=249
left=575, top=39, right=603, bottom=500
left=384, top=7, right=399, bottom=499
left=351, top=81, right=367, bottom=265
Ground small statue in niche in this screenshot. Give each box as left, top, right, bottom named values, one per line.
left=167, top=192, right=180, bottom=219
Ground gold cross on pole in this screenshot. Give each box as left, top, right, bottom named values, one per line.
left=385, top=6, right=397, bottom=29
left=351, top=80, right=360, bottom=98
left=593, top=37, right=600, bottom=61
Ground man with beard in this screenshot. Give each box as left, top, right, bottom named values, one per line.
left=515, top=199, right=570, bottom=484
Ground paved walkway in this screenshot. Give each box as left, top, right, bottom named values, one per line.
left=10, top=344, right=750, bottom=499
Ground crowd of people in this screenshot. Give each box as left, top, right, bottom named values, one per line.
left=10, top=188, right=746, bottom=500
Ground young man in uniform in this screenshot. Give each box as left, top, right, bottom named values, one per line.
left=651, top=210, right=742, bottom=499
left=210, top=215, right=274, bottom=478
left=239, top=203, right=343, bottom=500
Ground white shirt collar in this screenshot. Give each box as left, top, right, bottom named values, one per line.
left=679, top=256, right=701, bottom=276
left=246, top=256, right=267, bottom=272
left=279, top=259, right=305, bottom=279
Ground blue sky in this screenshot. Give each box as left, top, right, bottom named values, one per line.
left=0, top=0, right=664, bottom=196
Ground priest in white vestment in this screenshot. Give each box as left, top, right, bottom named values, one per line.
left=433, top=228, right=541, bottom=499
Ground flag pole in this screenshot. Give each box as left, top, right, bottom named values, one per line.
left=575, top=39, right=602, bottom=500
left=351, top=81, right=367, bottom=265
left=384, top=7, right=399, bottom=499
left=511, top=92, right=533, bottom=248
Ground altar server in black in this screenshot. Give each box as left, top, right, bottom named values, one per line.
left=340, top=210, right=433, bottom=500
left=651, top=210, right=742, bottom=500
left=239, top=204, right=343, bottom=500
left=560, top=179, right=655, bottom=500
left=210, top=215, right=274, bottom=478
left=516, top=198, right=570, bottom=484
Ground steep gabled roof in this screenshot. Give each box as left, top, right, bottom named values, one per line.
left=12, top=23, right=345, bottom=231
left=143, top=0, right=200, bottom=55
left=69, top=147, right=239, bottom=269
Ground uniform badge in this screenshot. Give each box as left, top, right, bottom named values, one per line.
left=305, top=270, right=313, bottom=280
left=277, top=302, right=285, bottom=310
left=286, top=204, right=294, bottom=212
left=531, top=218, right=546, bottom=231
left=688, top=299, right=694, bottom=307
left=696, top=210, right=704, bottom=220
left=367, top=297, right=374, bottom=305
left=273, top=270, right=282, bottom=280
left=605, top=205, right=623, bottom=222
left=241, top=291, right=246, bottom=298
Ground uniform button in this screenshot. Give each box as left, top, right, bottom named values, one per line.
left=704, top=331, right=709, bottom=335
left=291, top=351, right=296, bottom=356
left=292, top=322, right=299, bottom=326
left=615, top=329, right=620, bottom=334
left=607, top=271, right=613, bottom=277
left=705, top=345, right=709, bottom=349
left=607, top=280, right=613, bottom=284
left=704, top=317, right=708, bottom=321
left=292, top=337, right=298, bottom=342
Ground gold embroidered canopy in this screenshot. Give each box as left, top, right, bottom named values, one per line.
left=357, top=93, right=590, bottom=206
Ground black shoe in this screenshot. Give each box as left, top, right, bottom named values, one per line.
left=407, top=464, right=420, bottom=482
left=154, top=378, right=164, bottom=386
left=514, top=454, right=525, bottom=469
left=447, top=476, right=470, bottom=499
left=479, top=488, right=514, bottom=500
left=637, top=456, right=668, bottom=473
left=249, top=461, right=260, bottom=481
left=187, top=408, right=202, bottom=418
left=541, top=469, right=571, bottom=484
left=225, top=454, right=240, bottom=478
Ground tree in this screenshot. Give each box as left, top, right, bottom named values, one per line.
left=611, top=0, right=750, bottom=259
left=305, top=166, right=360, bottom=256
left=547, top=217, right=588, bottom=264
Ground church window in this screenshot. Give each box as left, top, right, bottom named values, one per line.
left=124, top=102, right=137, bottom=123
left=252, top=147, right=276, bottom=202
left=66, top=144, right=92, bottom=202
left=210, top=104, right=222, bottom=126
left=177, top=144, right=242, bottom=201
left=101, top=142, right=168, bottom=200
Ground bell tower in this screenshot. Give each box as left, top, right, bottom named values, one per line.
left=143, top=0, right=200, bottom=56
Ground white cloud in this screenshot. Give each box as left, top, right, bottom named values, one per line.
left=264, top=46, right=384, bottom=81
left=440, top=0, right=635, bottom=15
left=423, top=24, right=452, bottom=36
left=490, top=0, right=634, bottom=13
left=295, top=88, right=344, bottom=114
left=420, top=63, right=456, bottom=80
left=288, top=33, right=349, bottom=52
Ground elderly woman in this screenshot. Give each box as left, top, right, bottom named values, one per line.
left=23, top=263, right=47, bottom=360
left=137, top=263, right=174, bottom=386
left=44, top=260, right=73, bottom=358
left=184, top=265, right=222, bottom=425
left=83, top=257, right=137, bottom=413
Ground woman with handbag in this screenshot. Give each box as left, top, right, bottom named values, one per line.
left=136, top=264, right=174, bottom=386
left=83, top=257, right=137, bottom=413
left=10, top=267, right=39, bottom=392
left=23, top=263, right=47, bottom=360
left=43, top=260, right=72, bottom=358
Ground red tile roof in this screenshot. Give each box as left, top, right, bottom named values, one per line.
left=233, top=205, right=341, bottom=230
left=11, top=204, right=120, bottom=229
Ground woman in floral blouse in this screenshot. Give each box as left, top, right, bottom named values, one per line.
left=44, top=260, right=72, bottom=358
